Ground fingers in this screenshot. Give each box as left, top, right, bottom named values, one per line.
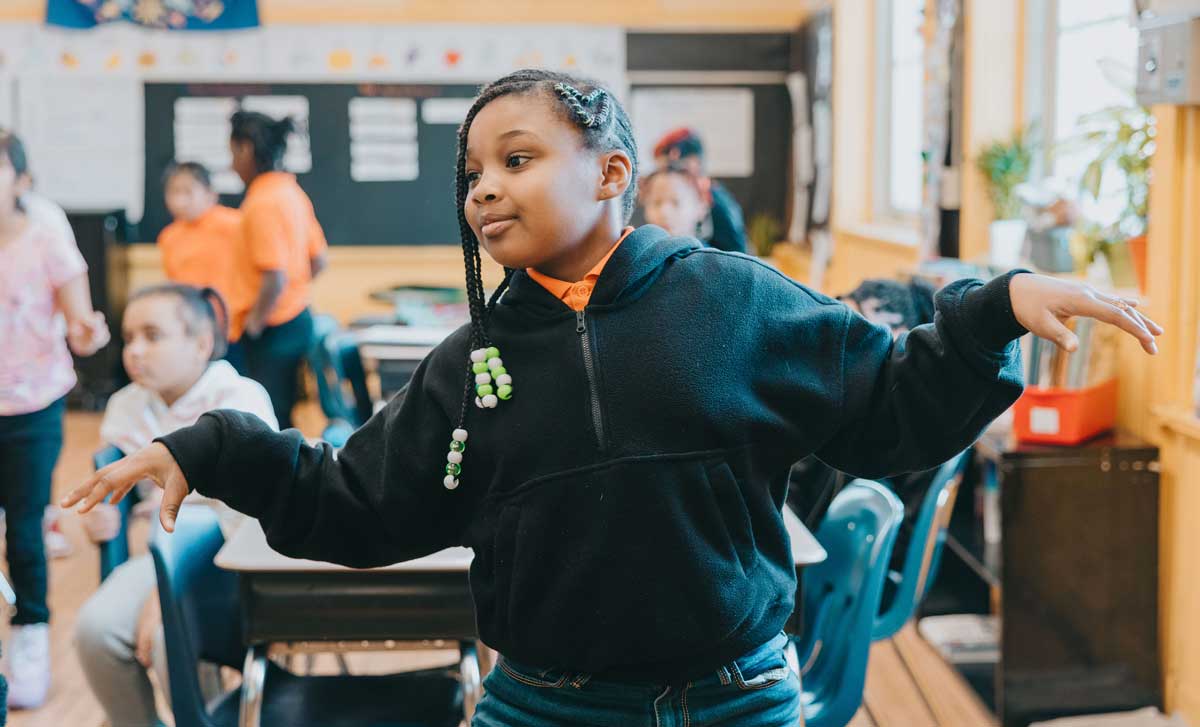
left=1086, top=297, right=1158, bottom=354
left=61, top=460, right=139, bottom=513
left=159, top=470, right=188, bottom=533
left=1041, top=312, right=1079, bottom=352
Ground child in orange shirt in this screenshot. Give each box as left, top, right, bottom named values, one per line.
left=226, top=111, right=328, bottom=429
left=157, top=162, right=241, bottom=312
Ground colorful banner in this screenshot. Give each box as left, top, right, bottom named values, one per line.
left=47, top=0, right=259, bottom=31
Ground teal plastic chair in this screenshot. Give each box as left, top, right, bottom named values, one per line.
left=307, top=315, right=372, bottom=447
left=93, top=445, right=140, bottom=582
left=795, top=480, right=905, bottom=727
left=150, top=508, right=464, bottom=727
left=872, top=450, right=970, bottom=641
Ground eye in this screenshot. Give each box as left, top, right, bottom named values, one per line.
left=505, top=154, right=530, bottom=169
left=465, top=170, right=481, bottom=186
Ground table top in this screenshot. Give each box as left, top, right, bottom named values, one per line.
left=215, top=505, right=827, bottom=574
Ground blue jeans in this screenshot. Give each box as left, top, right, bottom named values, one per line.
left=473, top=633, right=801, bottom=727
left=0, top=397, right=65, bottom=625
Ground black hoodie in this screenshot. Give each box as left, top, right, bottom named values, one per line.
left=159, top=225, right=1026, bottom=680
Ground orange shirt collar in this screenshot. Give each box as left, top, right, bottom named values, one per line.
left=526, top=227, right=634, bottom=311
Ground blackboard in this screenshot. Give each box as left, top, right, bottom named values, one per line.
left=142, top=82, right=479, bottom=245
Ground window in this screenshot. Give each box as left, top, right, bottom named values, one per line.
left=873, top=0, right=926, bottom=222
left=1025, top=0, right=1139, bottom=226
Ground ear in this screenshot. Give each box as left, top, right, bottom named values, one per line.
left=15, top=173, right=32, bottom=197
left=196, top=327, right=216, bottom=361
left=596, top=150, right=633, bottom=203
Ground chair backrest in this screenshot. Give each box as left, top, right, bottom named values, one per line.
left=307, top=314, right=372, bottom=431
left=93, top=445, right=133, bottom=582
left=149, top=508, right=243, bottom=727
left=872, top=450, right=969, bottom=641
left=800, top=480, right=904, bottom=727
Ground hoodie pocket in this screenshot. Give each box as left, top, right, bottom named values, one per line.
left=480, top=452, right=788, bottom=674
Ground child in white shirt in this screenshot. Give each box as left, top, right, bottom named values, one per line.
left=74, top=284, right=276, bottom=727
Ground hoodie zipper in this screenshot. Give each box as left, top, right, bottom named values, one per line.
left=576, top=310, right=605, bottom=450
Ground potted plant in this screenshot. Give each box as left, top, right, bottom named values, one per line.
left=975, top=127, right=1035, bottom=267
left=748, top=213, right=783, bottom=258
left=1070, top=103, right=1155, bottom=290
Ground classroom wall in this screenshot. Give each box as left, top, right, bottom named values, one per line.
left=120, top=244, right=504, bottom=325
left=1130, top=105, right=1200, bottom=722
left=1, top=0, right=821, bottom=28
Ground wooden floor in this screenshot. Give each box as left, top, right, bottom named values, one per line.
left=4, top=409, right=997, bottom=727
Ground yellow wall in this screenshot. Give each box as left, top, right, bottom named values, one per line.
left=959, top=0, right=1023, bottom=261
left=120, top=244, right=504, bottom=326
left=1134, top=105, right=1200, bottom=720
left=1, top=0, right=818, bottom=27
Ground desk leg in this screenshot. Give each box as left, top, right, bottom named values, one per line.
left=459, top=642, right=482, bottom=723
left=239, top=644, right=268, bottom=727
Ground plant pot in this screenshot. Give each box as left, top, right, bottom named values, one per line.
left=989, top=219, right=1027, bottom=268
left=1127, top=234, right=1148, bottom=293
left=1102, top=240, right=1138, bottom=290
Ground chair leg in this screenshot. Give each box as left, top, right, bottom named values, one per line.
left=335, top=653, right=351, bottom=675
left=239, top=644, right=269, bottom=727
left=459, top=642, right=482, bottom=724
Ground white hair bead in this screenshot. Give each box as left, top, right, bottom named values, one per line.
left=447, top=451, right=463, bottom=464
left=496, top=373, right=512, bottom=386
left=487, top=357, right=503, bottom=370
left=444, top=475, right=460, bottom=490
left=475, top=372, right=492, bottom=385
left=470, top=349, right=487, bottom=363
left=452, top=428, right=468, bottom=442
left=475, top=397, right=485, bottom=409
left=483, top=394, right=499, bottom=408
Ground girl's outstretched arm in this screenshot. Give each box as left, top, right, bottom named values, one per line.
left=64, top=334, right=477, bottom=568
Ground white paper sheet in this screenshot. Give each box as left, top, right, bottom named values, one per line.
left=630, top=88, right=755, bottom=178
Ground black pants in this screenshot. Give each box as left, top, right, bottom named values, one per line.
left=242, top=308, right=314, bottom=430
left=0, top=397, right=65, bottom=625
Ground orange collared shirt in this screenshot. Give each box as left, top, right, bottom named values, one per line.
left=157, top=205, right=242, bottom=307
left=228, top=172, right=328, bottom=340
left=525, top=227, right=634, bottom=311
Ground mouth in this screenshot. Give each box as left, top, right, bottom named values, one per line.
left=480, top=215, right=517, bottom=239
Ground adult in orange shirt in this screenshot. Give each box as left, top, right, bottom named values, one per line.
left=227, top=111, right=328, bottom=429
left=157, top=162, right=241, bottom=321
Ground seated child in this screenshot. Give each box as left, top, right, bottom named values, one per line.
left=639, top=163, right=712, bottom=240
left=74, top=284, right=275, bottom=727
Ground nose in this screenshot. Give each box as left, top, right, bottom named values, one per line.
left=470, top=172, right=501, bottom=205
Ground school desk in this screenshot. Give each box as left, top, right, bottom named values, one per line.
left=215, top=506, right=827, bottom=727
left=353, top=323, right=459, bottom=401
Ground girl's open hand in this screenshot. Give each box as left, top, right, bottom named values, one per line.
left=61, top=442, right=190, bottom=533
left=1009, top=273, right=1162, bottom=355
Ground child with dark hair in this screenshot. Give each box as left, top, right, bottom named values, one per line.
left=74, top=283, right=275, bottom=727
left=157, top=161, right=242, bottom=315
left=653, top=127, right=749, bottom=254
left=0, top=129, right=110, bottom=710
left=639, top=163, right=712, bottom=239
left=67, top=70, right=1160, bottom=726
left=225, top=110, right=328, bottom=428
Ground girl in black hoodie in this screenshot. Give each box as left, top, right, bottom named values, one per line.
left=65, top=70, right=1160, bottom=727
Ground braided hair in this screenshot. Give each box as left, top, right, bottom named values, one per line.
left=440, top=69, right=639, bottom=490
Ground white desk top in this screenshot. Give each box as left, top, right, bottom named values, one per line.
left=215, top=505, right=826, bottom=574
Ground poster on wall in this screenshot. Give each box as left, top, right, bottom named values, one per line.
left=46, top=0, right=260, bottom=31
left=629, top=88, right=755, bottom=178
